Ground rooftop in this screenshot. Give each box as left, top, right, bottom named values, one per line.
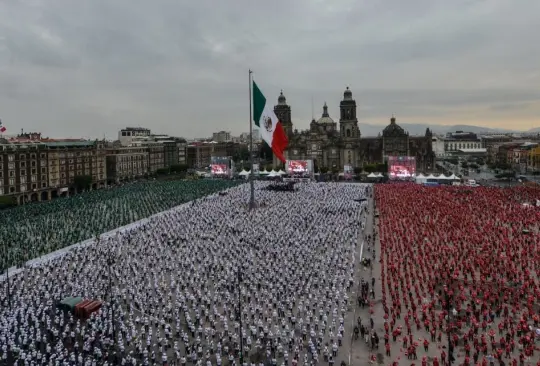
left=43, top=141, right=96, bottom=147
left=458, top=148, right=487, bottom=153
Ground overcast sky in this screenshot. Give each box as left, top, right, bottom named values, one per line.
left=0, top=0, right=539, bottom=139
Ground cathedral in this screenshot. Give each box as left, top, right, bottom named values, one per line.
left=272, top=87, right=435, bottom=172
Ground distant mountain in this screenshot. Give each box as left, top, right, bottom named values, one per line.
left=359, top=123, right=520, bottom=137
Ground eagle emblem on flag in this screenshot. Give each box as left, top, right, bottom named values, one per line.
left=263, top=116, right=273, bottom=132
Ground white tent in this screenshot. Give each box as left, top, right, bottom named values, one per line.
left=375, top=173, right=384, bottom=178
left=268, top=171, right=280, bottom=177
left=270, top=169, right=278, bottom=175
left=415, top=173, right=427, bottom=184
left=447, top=174, right=458, bottom=180
left=238, top=170, right=250, bottom=176
left=426, top=174, right=437, bottom=179
left=367, top=173, right=377, bottom=178
left=277, top=169, right=287, bottom=175
left=437, top=174, right=450, bottom=180
left=259, top=170, right=270, bottom=175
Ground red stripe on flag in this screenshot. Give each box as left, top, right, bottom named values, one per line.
left=271, top=121, right=288, bottom=163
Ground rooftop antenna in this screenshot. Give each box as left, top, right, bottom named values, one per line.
left=311, top=96, right=314, bottom=120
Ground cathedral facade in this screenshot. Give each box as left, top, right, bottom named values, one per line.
left=273, top=87, right=435, bottom=172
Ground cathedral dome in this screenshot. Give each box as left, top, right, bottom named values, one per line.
left=277, top=90, right=287, bottom=105
left=382, top=115, right=406, bottom=137
left=316, top=102, right=335, bottom=124
left=343, top=86, right=353, bottom=101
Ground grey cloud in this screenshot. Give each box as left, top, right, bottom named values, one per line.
left=0, top=0, right=539, bottom=138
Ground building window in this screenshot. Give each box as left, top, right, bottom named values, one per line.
left=8, top=155, right=14, bottom=162
left=31, top=175, right=37, bottom=182
left=32, top=183, right=37, bottom=190
left=30, top=154, right=36, bottom=159
left=8, top=162, right=14, bottom=170
left=42, top=182, right=47, bottom=188
left=20, top=162, right=26, bottom=169
left=20, top=154, right=26, bottom=160
left=9, top=170, right=15, bottom=177
left=346, top=129, right=351, bottom=137
left=41, top=153, right=46, bottom=159
left=9, top=187, right=15, bottom=193
left=21, top=176, right=26, bottom=184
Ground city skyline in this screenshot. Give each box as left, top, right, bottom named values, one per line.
left=1, top=0, right=539, bottom=139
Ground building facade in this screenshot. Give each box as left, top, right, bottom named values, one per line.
left=529, top=146, right=540, bottom=173
left=273, top=88, right=435, bottom=172
left=106, top=146, right=149, bottom=182
left=177, top=140, right=187, bottom=165
left=118, top=127, right=152, bottom=146
left=46, top=141, right=107, bottom=194
left=147, top=143, right=165, bottom=173
left=0, top=136, right=107, bottom=205
left=443, top=132, right=483, bottom=152
left=212, top=131, right=231, bottom=143
left=186, top=142, right=249, bottom=169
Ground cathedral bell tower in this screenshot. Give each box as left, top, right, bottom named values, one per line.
left=339, top=87, right=360, bottom=140
left=273, top=90, right=293, bottom=138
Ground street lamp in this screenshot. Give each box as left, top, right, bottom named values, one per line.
left=237, top=269, right=244, bottom=366
left=107, top=252, right=118, bottom=362
left=3, top=266, right=11, bottom=311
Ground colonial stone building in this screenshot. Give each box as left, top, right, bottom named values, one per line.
left=273, top=87, right=435, bottom=172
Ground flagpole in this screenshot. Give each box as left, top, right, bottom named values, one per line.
left=249, top=69, right=256, bottom=210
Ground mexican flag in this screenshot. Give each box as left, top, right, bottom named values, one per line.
left=252, top=81, right=288, bottom=163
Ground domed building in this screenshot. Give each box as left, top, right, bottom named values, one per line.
left=271, top=88, right=435, bottom=172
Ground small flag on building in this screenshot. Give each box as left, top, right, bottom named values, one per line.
left=0, top=119, right=6, bottom=133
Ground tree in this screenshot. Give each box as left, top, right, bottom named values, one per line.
left=353, top=167, right=363, bottom=175
left=0, top=195, right=16, bottom=209
left=376, top=163, right=388, bottom=173
left=232, top=146, right=250, bottom=163
left=363, top=164, right=377, bottom=173
left=319, top=166, right=329, bottom=174
left=259, top=141, right=273, bottom=162
left=156, top=168, right=169, bottom=175
left=170, top=164, right=188, bottom=173
left=73, top=175, right=92, bottom=191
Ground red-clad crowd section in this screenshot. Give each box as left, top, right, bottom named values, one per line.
left=375, top=184, right=540, bottom=366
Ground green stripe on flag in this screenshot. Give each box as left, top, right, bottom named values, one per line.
left=252, top=81, right=266, bottom=127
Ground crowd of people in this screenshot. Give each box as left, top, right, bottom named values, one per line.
left=0, top=182, right=370, bottom=365
left=0, top=180, right=240, bottom=270
left=375, top=184, right=540, bottom=365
